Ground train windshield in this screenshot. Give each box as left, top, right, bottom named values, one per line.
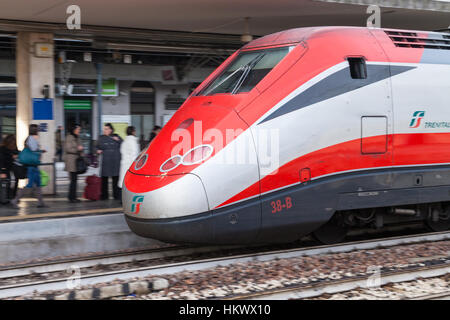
left=199, top=46, right=292, bottom=96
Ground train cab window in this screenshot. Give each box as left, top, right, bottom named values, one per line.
left=199, top=46, right=293, bottom=96
left=348, top=57, right=367, bottom=79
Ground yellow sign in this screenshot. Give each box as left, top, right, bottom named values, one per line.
left=35, top=43, right=54, bottom=58
left=103, top=122, right=128, bottom=140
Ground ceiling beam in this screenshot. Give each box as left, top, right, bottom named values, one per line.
left=0, top=19, right=244, bottom=49
left=314, top=0, right=450, bottom=12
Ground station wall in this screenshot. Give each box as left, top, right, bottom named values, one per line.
left=0, top=58, right=214, bottom=141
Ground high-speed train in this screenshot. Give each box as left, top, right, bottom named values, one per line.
left=123, top=26, right=450, bottom=245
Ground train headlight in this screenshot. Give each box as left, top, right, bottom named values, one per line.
left=158, top=145, right=214, bottom=173
left=134, top=153, right=148, bottom=171
left=182, top=145, right=214, bottom=165
left=160, top=155, right=182, bottom=172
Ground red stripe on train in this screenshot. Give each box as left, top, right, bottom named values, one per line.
left=217, top=132, right=450, bottom=208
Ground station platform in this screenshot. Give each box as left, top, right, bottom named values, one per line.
left=0, top=163, right=157, bottom=265
left=0, top=212, right=158, bottom=265
left=0, top=162, right=122, bottom=223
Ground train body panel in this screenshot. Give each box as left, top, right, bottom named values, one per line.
left=126, top=163, right=450, bottom=244
left=123, top=26, right=450, bottom=244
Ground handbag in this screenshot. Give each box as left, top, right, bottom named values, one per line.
left=18, top=148, right=40, bottom=166
left=12, top=161, right=28, bottom=179
left=76, top=156, right=87, bottom=174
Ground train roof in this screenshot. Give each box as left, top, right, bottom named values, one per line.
left=242, top=26, right=450, bottom=49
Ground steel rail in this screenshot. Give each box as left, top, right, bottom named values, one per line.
left=227, top=263, right=450, bottom=300
left=0, top=244, right=236, bottom=280
left=410, top=291, right=450, bottom=300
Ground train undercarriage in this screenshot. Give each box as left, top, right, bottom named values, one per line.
left=313, top=202, right=450, bottom=244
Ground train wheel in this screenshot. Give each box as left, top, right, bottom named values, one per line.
left=426, top=207, right=450, bottom=232
left=312, top=214, right=348, bottom=245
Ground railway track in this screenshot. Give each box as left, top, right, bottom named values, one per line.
left=0, top=244, right=233, bottom=280
left=412, top=292, right=450, bottom=300
left=1, top=230, right=449, bottom=300
left=227, top=262, right=450, bottom=300
left=0, top=221, right=424, bottom=278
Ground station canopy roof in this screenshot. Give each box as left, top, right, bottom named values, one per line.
left=0, top=0, right=449, bottom=60
left=0, top=0, right=449, bottom=37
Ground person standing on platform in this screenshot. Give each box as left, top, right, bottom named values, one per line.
left=11, top=124, right=46, bottom=208
left=97, top=123, right=122, bottom=200
left=139, top=134, right=146, bottom=150
left=118, top=126, right=140, bottom=203
left=64, top=124, right=84, bottom=203
left=148, top=125, right=161, bottom=144
left=0, top=134, right=19, bottom=202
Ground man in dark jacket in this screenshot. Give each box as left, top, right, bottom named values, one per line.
left=97, top=123, right=122, bottom=200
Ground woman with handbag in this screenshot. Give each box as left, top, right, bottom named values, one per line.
left=64, top=124, right=84, bottom=203
left=11, top=124, right=46, bottom=209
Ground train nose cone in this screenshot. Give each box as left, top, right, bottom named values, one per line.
left=123, top=172, right=209, bottom=219
left=122, top=172, right=212, bottom=243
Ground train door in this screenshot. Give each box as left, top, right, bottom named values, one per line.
left=350, top=56, right=392, bottom=162
left=349, top=56, right=394, bottom=195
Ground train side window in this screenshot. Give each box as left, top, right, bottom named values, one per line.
left=348, top=57, right=367, bottom=79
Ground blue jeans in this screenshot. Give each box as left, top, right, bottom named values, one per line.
left=25, top=166, right=41, bottom=188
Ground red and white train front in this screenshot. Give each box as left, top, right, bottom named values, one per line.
left=123, top=39, right=301, bottom=244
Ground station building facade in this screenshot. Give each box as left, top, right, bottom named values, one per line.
left=0, top=58, right=212, bottom=153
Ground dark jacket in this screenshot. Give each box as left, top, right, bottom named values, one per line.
left=97, top=134, right=122, bottom=177
left=0, top=146, right=17, bottom=175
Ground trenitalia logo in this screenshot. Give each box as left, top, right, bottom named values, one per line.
left=409, top=111, right=425, bottom=128
left=131, top=195, right=144, bottom=214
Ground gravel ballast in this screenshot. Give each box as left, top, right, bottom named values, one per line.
left=12, top=239, right=449, bottom=300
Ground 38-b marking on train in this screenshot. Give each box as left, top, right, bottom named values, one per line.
left=270, top=197, right=293, bottom=213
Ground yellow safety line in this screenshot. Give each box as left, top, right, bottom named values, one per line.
left=0, top=207, right=123, bottom=222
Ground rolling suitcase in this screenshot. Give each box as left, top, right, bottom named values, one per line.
left=84, top=175, right=102, bottom=201
left=0, top=178, right=10, bottom=204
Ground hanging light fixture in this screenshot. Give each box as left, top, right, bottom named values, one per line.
left=241, top=17, right=253, bottom=43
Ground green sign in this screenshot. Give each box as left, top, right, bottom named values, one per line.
left=64, top=100, right=92, bottom=110
left=101, top=78, right=118, bottom=96
left=64, top=78, right=118, bottom=97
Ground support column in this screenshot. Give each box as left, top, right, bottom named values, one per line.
left=16, top=32, right=55, bottom=195
left=96, top=63, right=103, bottom=139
